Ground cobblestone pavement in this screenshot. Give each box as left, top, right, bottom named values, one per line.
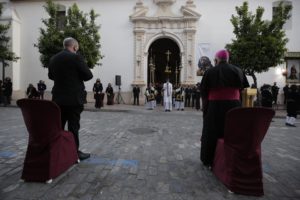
left=0, top=105, right=299, bottom=200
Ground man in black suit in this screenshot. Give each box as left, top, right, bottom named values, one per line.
left=48, top=37, right=93, bottom=160
left=37, top=80, right=47, bottom=99
left=133, top=85, right=140, bottom=105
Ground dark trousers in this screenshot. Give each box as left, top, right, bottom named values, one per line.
left=195, top=97, right=201, bottom=110
left=59, top=105, right=84, bottom=150
left=133, top=94, right=139, bottom=105
left=3, top=95, right=11, bottom=106
left=39, top=91, right=44, bottom=99
left=287, top=100, right=297, bottom=118
left=191, top=97, right=195, bottom=108
left=185, top=96, right=190, bottom=107
left=95, top=93, right=103, bottom=108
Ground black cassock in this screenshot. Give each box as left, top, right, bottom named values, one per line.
left=200, top=62, right=249, bottom=166
left=287, top=86, right=298, bottom=118
left=93, top=82, right=103, bottom=108
left=106, top=86, right=114, bottom=105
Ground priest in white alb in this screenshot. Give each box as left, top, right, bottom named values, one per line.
left=163, top=79, right=173, bottom=112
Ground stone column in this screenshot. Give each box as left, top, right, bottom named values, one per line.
left=133, top=30, right=146, bottom=86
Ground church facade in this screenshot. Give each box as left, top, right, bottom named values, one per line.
left=1, top=0, right=300, bottom=104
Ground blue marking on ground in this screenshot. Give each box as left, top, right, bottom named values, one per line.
left=82, top=157, right=138, bottom=167
left=0, top=151, right=17, bottom=158
left=263, top=163, right=272, bottom=173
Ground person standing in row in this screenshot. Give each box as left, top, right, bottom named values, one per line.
left=93, top=78, right=103, bottom=109
left=2, top=77, right=12, bottom=106
left=185, top=86, right=191, bottom=107
left=26, top=83, right=39, bottom=99
left=260, top=84, right=273, bottom=108
left=48, top=37, right=93, bottom=161
left=175, top=84, right=185, bottom=111
left=37, top=80, right=47, bottom=100
left=286, top=85, right=298, bottom=127
left=163, top=79, right=173, bottom=112
left=194, top=83, right=201, bottom=111
left=106, top=83, right=114, bottom=105
left=283, top=84, right=289, bottom=105
left=133, top=85, right=140, bottom=105
left=145, top=83, right=156, bottom=110
left=200, top=49, right=249, bottom=167
left=271, top=82, right=279, bottom=105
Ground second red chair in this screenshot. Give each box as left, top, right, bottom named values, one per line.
left=212, top=107, right=275, bottom=196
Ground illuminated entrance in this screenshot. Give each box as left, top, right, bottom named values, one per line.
left=147, top=38, right=181, bottom=86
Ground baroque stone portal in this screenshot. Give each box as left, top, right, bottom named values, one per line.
left=130, top=0, right=201, bottom=86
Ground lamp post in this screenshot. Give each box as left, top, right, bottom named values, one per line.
left=175, top=61, right=179, bottom=86
left=149, top=57, right=156, bottom=84
left=178, top=62, right=182, bottom=84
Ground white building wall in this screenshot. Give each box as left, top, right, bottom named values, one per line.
left=11, top=10, right=21, bottom=91
left=7, top=0, right=300, bottom=103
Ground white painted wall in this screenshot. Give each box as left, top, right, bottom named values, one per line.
left=5, top=0, right=300, bottom=103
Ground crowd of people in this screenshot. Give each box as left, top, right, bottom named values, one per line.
left=283, top=84, right=300, bottom=126
left=92, top=79, right=116, bottom=109
left=259, top=82, right=300, bottom=126
left=25, top=80, right=47, bottom=99
left=143, top=82, right=202, bottom=111
left=260, top=82, right=280, bottom=108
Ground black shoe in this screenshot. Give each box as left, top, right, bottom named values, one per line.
left=78, top=151, right=90, bottom=161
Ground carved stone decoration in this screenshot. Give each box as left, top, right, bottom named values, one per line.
left=130, top=0, right=201, bottom=86
left=153, top=0, right=176, bottom=17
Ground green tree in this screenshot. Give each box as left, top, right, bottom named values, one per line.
left=0, top=4, right=20, bottom=80
left=226, top=1, right=292, bottom=87
left=36, top=0, right=103, bottom=68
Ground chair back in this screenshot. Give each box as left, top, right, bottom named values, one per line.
left=17, top=99, right=62, bottom=145
left=224, top=107, right=275, bottom=155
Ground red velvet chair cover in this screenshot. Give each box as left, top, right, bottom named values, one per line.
left=212, top=107, right=275, bottom=196
left=17, top=99, right=78, bottom=182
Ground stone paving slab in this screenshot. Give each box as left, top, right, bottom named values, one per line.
left=0, top=105, right=299, bottom=200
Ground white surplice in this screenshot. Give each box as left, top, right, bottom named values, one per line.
left=163, top=82, right=173, bottom=111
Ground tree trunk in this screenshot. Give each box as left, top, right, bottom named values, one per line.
left=1, top=60, right=5, bottom=81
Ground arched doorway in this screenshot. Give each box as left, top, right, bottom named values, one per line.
left=147, top=38, right=181, bottom=86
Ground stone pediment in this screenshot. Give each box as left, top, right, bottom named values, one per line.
left=181, top=6, right=201, bottom=18
left=153, top=0, right=177, bottom=17
left=130, top=0, right=149, bottom=19
left=130, top=7, right=149, bottom=18
left=130, top=0, right=201, bottom=22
